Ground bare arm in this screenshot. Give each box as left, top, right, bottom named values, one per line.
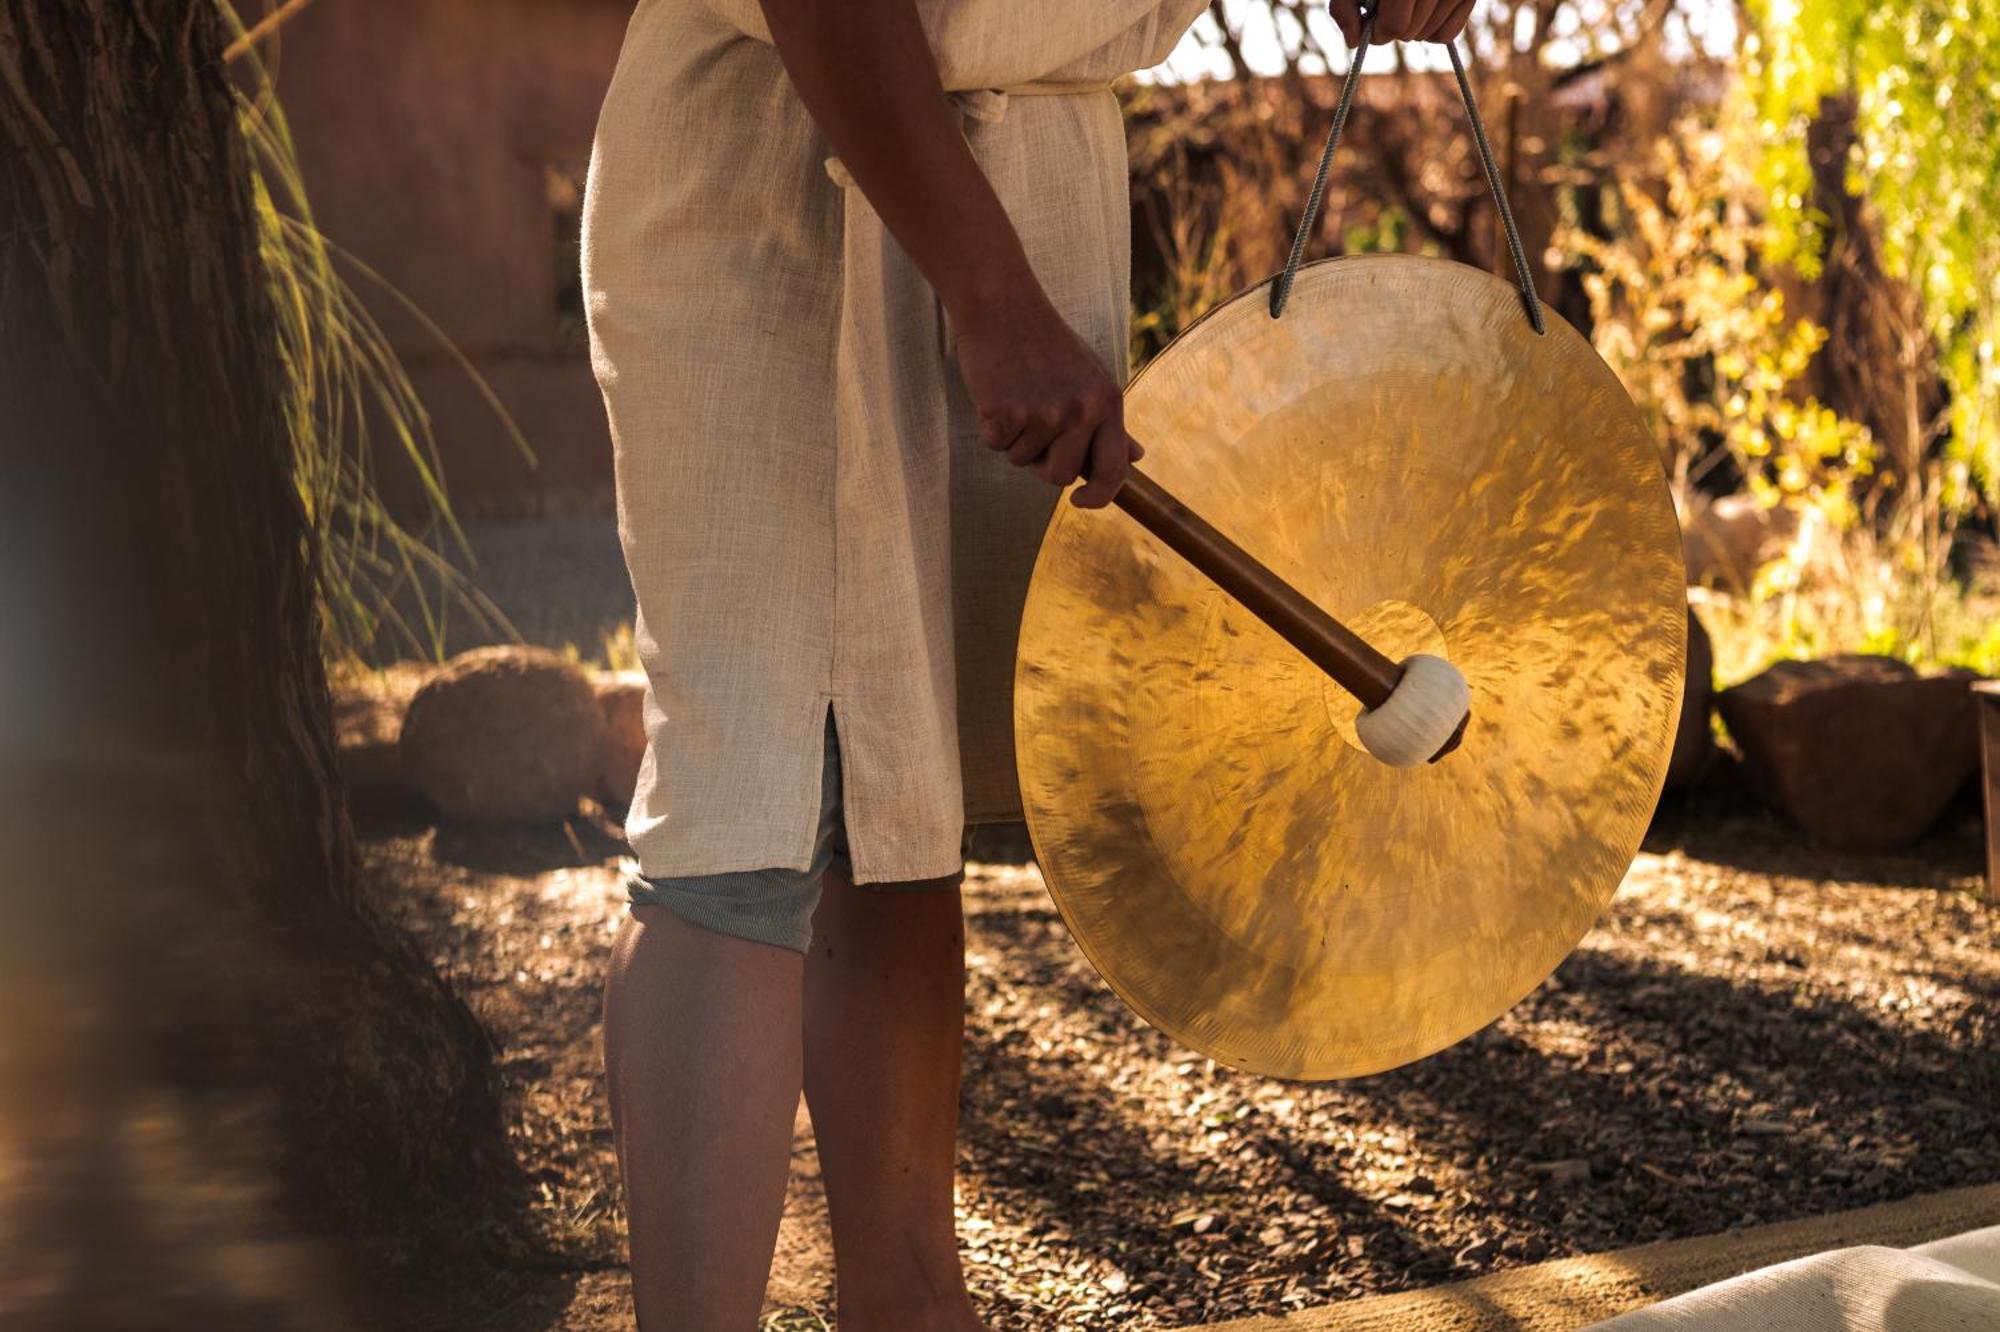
left=755, top=1, right=1030, bottom=328
left=755, top=0, right=1141, bottom=507
left=752, top=2, right=1480, bottom=506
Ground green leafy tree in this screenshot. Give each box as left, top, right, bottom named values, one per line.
left=1558, top=111, right=1874, bottom=521
left=1745, top=0, right=2000, bottom=511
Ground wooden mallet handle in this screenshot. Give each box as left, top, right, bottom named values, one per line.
left=1112, top=467, right=1467, bottom=761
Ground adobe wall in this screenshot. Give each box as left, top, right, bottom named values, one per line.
left=275, top=0, right=632, bottom=518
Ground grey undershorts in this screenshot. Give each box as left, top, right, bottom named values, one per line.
left=626, top=713, right=963, bottom=953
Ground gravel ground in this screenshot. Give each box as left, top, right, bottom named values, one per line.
left=366, top=808, right=1996, bottom=1330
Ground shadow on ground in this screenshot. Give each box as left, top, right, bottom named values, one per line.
left=360, top=796, right=1996, bottom=1330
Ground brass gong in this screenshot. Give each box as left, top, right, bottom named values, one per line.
left=1014, top=254, right=1685, bottom=1081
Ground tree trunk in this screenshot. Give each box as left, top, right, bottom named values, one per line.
left=1, top=3, right=512, bottom=1324
left=1802, top=94, right=1946, bottom=527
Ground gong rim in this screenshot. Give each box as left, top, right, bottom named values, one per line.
left=1014, top=254, right=1685, bottom=1081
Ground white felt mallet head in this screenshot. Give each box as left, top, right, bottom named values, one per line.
left=1353, top=654, right=1471, bottom=768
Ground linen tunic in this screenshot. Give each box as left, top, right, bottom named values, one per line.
left=583, top=0, right=1206, bottom=883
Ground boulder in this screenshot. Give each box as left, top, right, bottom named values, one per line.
left=1682, top=493, right=1798, bottom=589
left=399, top=646, right=607, bottom=823
left=595, top=670, right=649, bottom=808
left=332, top=663, right=436, bottom=814
left=1663, top=605, right=1714, bottom=792
left=1718, top=655, right=1980, bottom=850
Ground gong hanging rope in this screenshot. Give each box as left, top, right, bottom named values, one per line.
left=1268, top=12, right=1545, bottom=336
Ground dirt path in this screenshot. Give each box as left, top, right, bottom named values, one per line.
left=366, top=812, right=1995, bottom=1330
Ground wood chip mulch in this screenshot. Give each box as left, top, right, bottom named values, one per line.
left=367, top=811, right=1996, bottom=1330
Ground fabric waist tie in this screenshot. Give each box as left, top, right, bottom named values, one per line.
left=986, top=79, right=1116, bottom=96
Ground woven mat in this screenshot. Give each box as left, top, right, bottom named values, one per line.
left=1200, top=1182, right=2000, bottom=1332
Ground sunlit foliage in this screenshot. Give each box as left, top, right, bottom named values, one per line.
left=1554, top=101, right=2000, bottom=677
left=1744, top=0, right=2000, bottom=510
left=1557, top=109, right=1874, bottom=517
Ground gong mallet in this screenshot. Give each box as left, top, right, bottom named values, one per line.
left=1112, top=467, right=1470, bottom=766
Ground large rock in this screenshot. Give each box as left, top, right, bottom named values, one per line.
left=595, top=670, right=648, bottom=808
left=399, top=646, right=607, bottom=823
left=1664, top=605, right=1715, bottom=792
left=332, top=662, right=436, bottom=814
left=1682, top=494, right=1798, bottom=589
left=1718, top=655, right=1980, bottom=850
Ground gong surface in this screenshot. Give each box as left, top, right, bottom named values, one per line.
left=1014, top=255, right=1685, bottom=1080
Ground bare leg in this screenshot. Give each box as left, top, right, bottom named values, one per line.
left=803, top=871, right=983, bottom=1332
left=604, top=907, right=804, bottom=1330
